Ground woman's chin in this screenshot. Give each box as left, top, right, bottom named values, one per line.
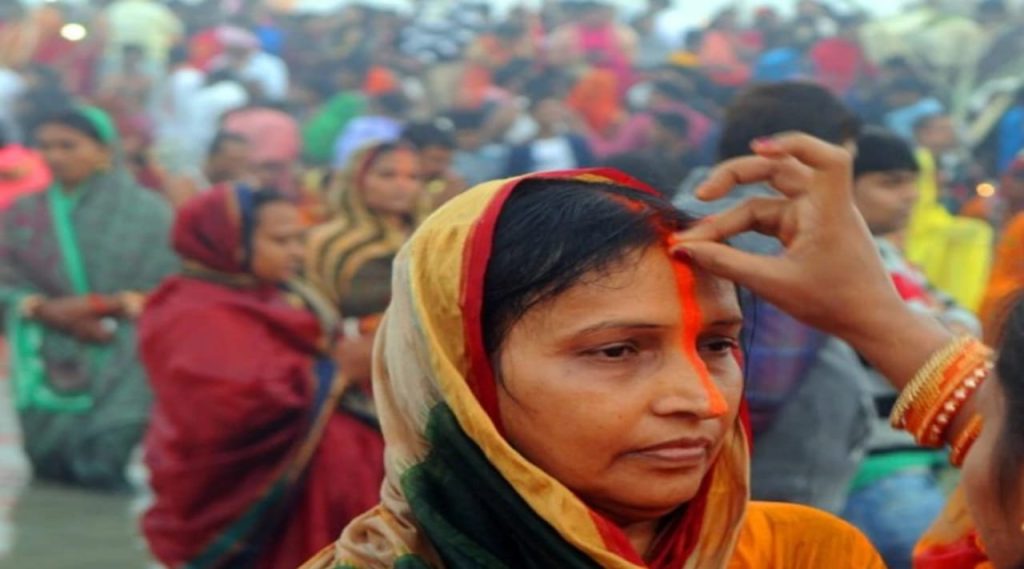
left=584, top=482, right=704, bottom=526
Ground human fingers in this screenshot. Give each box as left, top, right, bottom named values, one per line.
left=673, top=240, right=791, bottom=297
left=673, top=196, right=789, bottom=244
left=695, top=153, right=815, bottom=201
left=752, top=132, right=853, bottom=173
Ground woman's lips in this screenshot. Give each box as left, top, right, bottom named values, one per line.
left=628, top=438, right=712, bottom=466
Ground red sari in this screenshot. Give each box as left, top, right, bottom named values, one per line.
left=140, top=186, right=384, bottom=569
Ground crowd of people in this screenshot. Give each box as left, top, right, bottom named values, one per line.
left=1, top=0, right=1024, bottom=567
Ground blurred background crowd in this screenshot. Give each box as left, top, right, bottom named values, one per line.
left=2, top=0, right=1024, bottom=567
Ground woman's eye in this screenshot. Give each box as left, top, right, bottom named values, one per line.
left=699, top=338, right=739, bottom=355
left=586, top=343, right=639, bottom=361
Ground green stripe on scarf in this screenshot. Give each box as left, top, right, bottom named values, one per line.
left=337, top=555, right=432, bottom=569
left=400, top=404, right=602, bottom=569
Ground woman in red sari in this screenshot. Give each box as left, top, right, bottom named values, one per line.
left=139, top=185, right=385, bottom=569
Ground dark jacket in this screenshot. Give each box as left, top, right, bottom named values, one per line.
left=504, top=134, right=595, bottom=177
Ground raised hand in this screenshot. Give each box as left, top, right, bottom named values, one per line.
left=671, top=133, right=951, bottom=388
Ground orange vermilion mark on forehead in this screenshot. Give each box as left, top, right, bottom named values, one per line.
left=665, top=234, right=729, bottom=417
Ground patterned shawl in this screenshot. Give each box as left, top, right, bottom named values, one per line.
left=302, top=170, right=754, bottom=569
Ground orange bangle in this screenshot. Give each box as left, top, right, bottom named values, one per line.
left=950, top=415, right=983, bottom=467
left=900, top=347, right=978, bottom=431
left=87, top=293, right=115, bottom=315
left=918, top=361, right=990, bottom=447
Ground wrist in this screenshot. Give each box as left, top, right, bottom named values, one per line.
left=842, top=300, right=955, bottom=391
left=87, top=293, right=118, bottom=316
left=19, top=295, right=45, bottom=320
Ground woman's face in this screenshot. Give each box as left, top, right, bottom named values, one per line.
left=36, top=123, right=111, bottom=187
left=250, top=201, right=306, bottom=283
left=360, top=148, right=424, bottom=217
left=962, top=379, right=1024, bottom=569
left=497, top=246, right=744, bottom=525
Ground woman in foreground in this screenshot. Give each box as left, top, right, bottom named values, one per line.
left=304, top=165, right=883, bottom=568
left=140, top=186, right=384, bottom=568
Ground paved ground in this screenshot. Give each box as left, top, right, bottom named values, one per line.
left=4, top=483, right=150, bottom=568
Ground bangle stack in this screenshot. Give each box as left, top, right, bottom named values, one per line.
left=890, top=337, right=992, bottom=458
left=950, top=414, right=983, bottom=467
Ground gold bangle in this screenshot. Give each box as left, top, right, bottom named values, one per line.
left=891, top=336, right=973, bottom=429
left=950, top=415, right=983, bottom=467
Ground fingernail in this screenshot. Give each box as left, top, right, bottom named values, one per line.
left=672, top=247, right=693, bottom=263
left=751, top=137, right=780, bottom=152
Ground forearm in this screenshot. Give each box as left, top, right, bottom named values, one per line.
left=841, top=300, right=955, bottom=391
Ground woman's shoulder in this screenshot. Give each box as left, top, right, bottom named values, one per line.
left=730, top=502, right=885, bottom=569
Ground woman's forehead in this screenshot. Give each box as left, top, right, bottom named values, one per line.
left=523, top=246, right=741, bottom=328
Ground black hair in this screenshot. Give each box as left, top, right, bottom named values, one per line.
left=994, top=299, right=1024, bottom=512
left=375, top=91, right=410, bottom=117
left=402, top=120, right=456, bottom=150
left=37, top=108, right=108, bottom=146
left=447, top=108, right=487, bottom=132
left=853, top=127, right=920, bottom=179
left=718, top=82, right=860, bottom=161
left=337, top=54, right=372, bottom=83
left=208, top=130, right=249, bottom=157
left=482, top=179, right=694, bottom=355
left=601, top=153, right=678, bottom=198
left=651, top=110, right=691, bottom=138
left=493, top=58, right=533, bottom=89
left=251, top=188, right=290, bottom=213
left=525, top=75, right=565, bottom=112
left=651, top=78, right=690, bottom=101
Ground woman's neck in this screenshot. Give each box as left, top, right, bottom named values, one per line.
left=380, top=212, right=409, bottom=232
left=621, top=519, right=660, bottom=560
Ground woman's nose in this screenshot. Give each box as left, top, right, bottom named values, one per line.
left=649, top=348, right=729, bottom=419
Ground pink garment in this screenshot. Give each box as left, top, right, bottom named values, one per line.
left=809, top=38, right=869, bottom=95
left=0, top=145, right=51, bottom=211
left=699, top=31, right=751, bottom=87
left=576, top=24, right=633, bottom=94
